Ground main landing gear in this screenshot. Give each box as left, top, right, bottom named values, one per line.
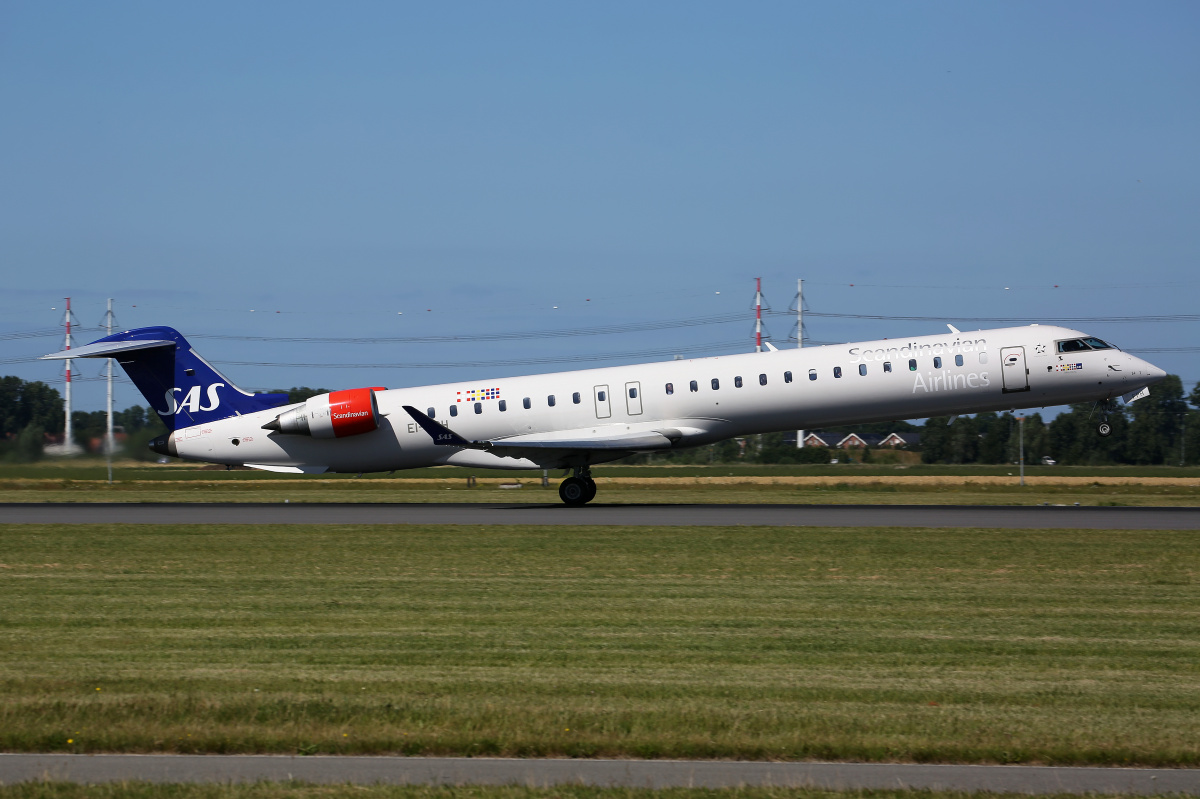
left=559, top=466, right=597, bottom=506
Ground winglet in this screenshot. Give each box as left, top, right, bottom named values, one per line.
left=402, top=406, right=485, bottom=449
left=947, top=324, right=961, bottom=335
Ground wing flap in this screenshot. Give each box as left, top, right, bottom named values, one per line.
left=401, top=406, right=674, bottom=452
left=491, top=433, right=673, bottom=451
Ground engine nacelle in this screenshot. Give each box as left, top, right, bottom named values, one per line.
left=262, top=387, right=386, bottom=439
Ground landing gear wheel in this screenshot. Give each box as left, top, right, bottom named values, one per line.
left=582, top=478, right=597, bottom=504
left=559, top=477, right=591, bottom=506
left=1097, top=422, right=1113, bottom=437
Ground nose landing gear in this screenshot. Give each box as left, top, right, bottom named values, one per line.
left=559, top=466, right=597, bottom=506
left=1094, top=399, right=1114, bottom=437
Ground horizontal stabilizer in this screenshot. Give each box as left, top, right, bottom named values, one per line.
left=42, top=325, right=290, bottom=431
left=41, top=339, right=174, bottom=360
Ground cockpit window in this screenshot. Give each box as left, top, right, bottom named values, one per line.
left=1057, top=339, right=1090, bottom=353
left=1082, top=337, right=1113, bottom=350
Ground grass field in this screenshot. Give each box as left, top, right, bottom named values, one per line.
left=0, top=786, right=1164, bottom=799
left=2, top=461, right=1200, bottom=506
left=1, top=522, right=1197, bottom=766
left=2, top=479, right=1199, bottom=506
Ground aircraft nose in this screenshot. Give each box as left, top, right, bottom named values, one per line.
left=1131, top=355, right=1167, bottom=384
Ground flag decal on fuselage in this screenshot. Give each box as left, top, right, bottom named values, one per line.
left=458, top=387, right=501, bottom=402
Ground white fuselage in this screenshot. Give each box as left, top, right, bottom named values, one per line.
left=169, top=325, right=1165, bottom=473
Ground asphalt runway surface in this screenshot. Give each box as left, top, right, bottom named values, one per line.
left=2, top=754, right=1198, bottom=794
left=2, top=502, right=1199, bottom=528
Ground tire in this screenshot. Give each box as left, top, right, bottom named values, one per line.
left=559, top=477, right=590, bottom=506
left=582, top=478, right=597, bottom=503
left=1097, top=422, right=1112, bottom=437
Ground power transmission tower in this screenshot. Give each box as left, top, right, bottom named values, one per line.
left=753, top=277, right=767, bottom=352
left=101, top=299, right=118, bottom=482
left=794, top=279, right=805, bottom=449
left=58, top=298, right=82, bottom=455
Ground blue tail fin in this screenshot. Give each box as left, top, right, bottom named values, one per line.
left=50, top=326, right=290, bottom=431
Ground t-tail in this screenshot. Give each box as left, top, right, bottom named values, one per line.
left=41, top=326, right=290, bottom=431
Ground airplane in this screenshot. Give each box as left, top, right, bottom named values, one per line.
left=44, top=322, right=1166, bottom=505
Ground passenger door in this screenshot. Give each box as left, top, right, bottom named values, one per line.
left=593, top=385, right=611, bottom=419
left=625, top=381, right=643, bottom=415
left=1001, top=346, right=1030, bottom=393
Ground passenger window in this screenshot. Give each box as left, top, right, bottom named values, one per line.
left=629, top=387, right=638, bottom=398
left=689, top=380, right=698, bottom=392
left=978, top=352, right=988, bottom=365
left=474, top=402, right=482, bottom=414
left=523, top=397, right=531, bottom=409
left=597, top=391, right=606, bottom=401
left=784, top=371, right=792, bottom=383
left=808, top=369, right=817, bottom=381
left=909, top=359, right=917, bottom=371
left=759, top=373, right=767, bottom=386
left=665, top=382, right=674, bottom=395
left=427, top=407, right=436, bottom=418
left=858, top=364, right=867, bottom=376
left=450, top=405, right=458, bottom=417
left=955, top=354, right=964, bottom=367
left=498, top=400, right=507, bottom=412
left=834, top=367, right=842, bottom=378
left=547, top=395, right=556, bottom=407
left=734, top=376, right=743, bottom=388
left=711, top=378, right=720, bottom=390
left=883, top=362, right=892, bottom=373
left=933, top=357, right=942, bottom=369
left=572, top=392, right=581, bottom=404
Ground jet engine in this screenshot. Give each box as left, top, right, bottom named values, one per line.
left=261, top=387, right=386, bottom=438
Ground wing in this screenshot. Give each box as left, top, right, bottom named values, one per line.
left=401, top=406, right=677, bottom=457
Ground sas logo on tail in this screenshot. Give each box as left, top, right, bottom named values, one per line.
left=157, top=383, right=225, bottom=416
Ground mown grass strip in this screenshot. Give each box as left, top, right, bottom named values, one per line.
left=2, top=480, right=1199, bottom=505
left=0, top=524, right=1197, bottom=765
left=2, top=786, right=1177, bottom=799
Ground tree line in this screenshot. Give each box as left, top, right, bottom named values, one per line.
left=919, top=375, right=1200, bottom=466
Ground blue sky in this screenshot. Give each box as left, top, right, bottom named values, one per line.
left=2, top=2, right=1197, bottom=413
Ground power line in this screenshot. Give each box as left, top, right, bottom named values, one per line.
left=213, top=340, right=749, bottom=370
left=805, top=312, right=1200, bottom=324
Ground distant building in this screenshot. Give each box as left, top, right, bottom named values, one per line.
left=879, top=431, right=920, bottom=448
left=803, top=430, right=920, bottom=450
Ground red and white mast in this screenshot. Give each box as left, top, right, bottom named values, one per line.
left=754, top=277, right=763, bottom=352
left=63, top=297, right=74, bottom=453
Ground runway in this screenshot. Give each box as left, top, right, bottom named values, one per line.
left=2, top=754, right=1197, bottom=794
left=2, top=502, right=1199, bottom=528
